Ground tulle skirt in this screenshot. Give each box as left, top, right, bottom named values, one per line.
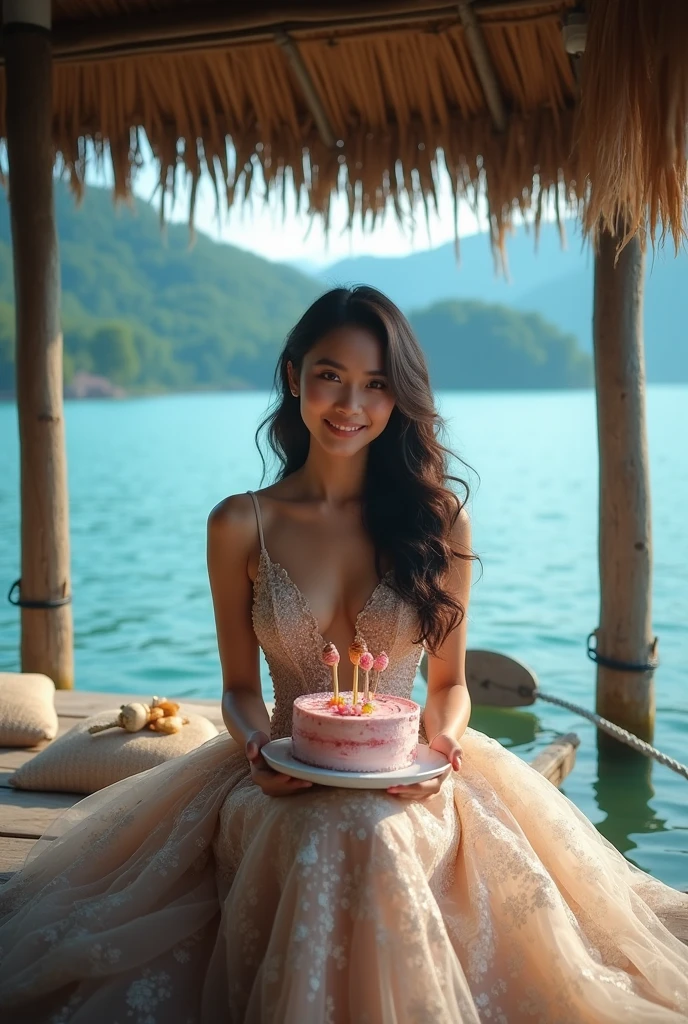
left=0, top=727, right=687, bottom=1023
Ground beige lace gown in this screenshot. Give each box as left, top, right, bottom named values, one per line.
left=1, top=500, right=688, bottom=1023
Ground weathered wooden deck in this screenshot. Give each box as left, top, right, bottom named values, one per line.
left=0, top=691, right=579, bottom=882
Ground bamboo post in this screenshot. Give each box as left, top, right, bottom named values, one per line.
left=4, top=0, right=74, bottom=688
left=275, top=31, right=336, bottom=148
left=457, top=1, right=507, bottom=132
left=592, top=225, right=654, bottom=740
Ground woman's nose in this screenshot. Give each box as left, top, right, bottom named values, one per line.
left=334, top=385, right=362, bottom=413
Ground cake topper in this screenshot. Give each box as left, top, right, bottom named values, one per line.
left=372, top=652, right=389, bottom=696
left=348, top=636, right=368, bottom=704
left=359, top=650, right=374, bottom=703
left=322, top=641, right=343, bottom=705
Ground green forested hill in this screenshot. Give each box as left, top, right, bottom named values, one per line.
left=0, top=183, right=320, bottom=392
left=0, top=184, right=591, bottom=394
left=410, top=301, right=592, bottom=389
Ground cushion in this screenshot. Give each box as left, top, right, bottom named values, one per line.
left=0, top=673, right=59, bottom=747
left=10, top=707, right=218, bottom=794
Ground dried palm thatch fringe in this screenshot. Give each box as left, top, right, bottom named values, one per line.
left=0, top=2, right=686, bottom=255
left=0, top=12, right=582, bottom=265
left=577, top=0, right=688, bottom=252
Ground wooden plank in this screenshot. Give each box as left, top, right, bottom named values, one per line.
left=530, top=732, right=580, bottom=787
left=0, top=786, right=78, bottom=840
left=54, top=691, right=170, bottom=716
left=0, top=836, right=38, bottom=877
left=53, top=691, right=272, bottom=727
left=54, top=691, right=226, bottom=721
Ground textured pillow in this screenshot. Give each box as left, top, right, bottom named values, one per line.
left=0, top=673, right=59, bottom=747
left=10, top=708, right=218, bottom=794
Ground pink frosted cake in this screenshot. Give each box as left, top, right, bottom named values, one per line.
left=292, top=692, right=420, bottom=772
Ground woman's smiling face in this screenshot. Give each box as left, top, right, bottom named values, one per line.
left=288, top=325, right=396, bottom=457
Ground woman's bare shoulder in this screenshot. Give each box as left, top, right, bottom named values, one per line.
left=450, top=502, right=472, bottom=551
left=207, top=492, right=258, bottom=551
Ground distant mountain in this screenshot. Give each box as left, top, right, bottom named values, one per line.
left=319, top=224, right=592, bottom=313
left=317, top=224, right=688, bottom=382
left=0, top=187, right=592, bottom=394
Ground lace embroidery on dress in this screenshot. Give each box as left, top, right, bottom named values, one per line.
left=0, top=490, right=687, bottom=1022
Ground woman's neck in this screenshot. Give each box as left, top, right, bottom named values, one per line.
left=296, top=442, right=368, bottom=504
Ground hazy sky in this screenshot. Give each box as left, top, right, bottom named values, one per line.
left=90, top=140, right=487, bottom=267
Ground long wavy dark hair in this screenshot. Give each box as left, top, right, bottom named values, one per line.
left=256, top=286, right=479, bottom=655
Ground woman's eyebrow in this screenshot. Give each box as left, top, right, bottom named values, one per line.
left=313, top=357, right=387, bottom=376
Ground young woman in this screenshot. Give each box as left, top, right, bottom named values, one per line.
left=0, top=287, right=687, bottom=1023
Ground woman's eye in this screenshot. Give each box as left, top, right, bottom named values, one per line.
left=319, top=371, right=341, bottom=382
left=368, top=380, right=387, bottom=390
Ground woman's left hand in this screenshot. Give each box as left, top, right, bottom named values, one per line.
left=387, top=733, right=462, bottom=801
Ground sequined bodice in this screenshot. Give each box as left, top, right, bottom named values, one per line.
left=251, top=548, right=424, bottom=740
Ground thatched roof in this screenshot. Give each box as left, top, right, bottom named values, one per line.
left=1, top=0, right=686, bottom=251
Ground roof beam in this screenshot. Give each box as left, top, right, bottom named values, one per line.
left=457, top=0, right=507, bottom=131
left=275, top=30, right=336, bottom=148
left=0, top=1, right=573, bottom=66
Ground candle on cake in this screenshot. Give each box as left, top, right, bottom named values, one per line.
left=360, top=650, right=374, bottom=703
left=372, top=652, right=389, bottom=695
left=348, top=637, right=368, bottom=705
left=322, top=641, right=342, bottom=704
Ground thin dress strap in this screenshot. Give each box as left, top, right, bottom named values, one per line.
left=247, top=490, right=267, bottom=553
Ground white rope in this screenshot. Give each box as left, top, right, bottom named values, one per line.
left=480, top=678, right=688, bottom=781
left=536, top=690, right=688, bottom=781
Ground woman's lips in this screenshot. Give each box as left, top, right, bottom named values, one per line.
left=323, top=418, right=366, bottom=437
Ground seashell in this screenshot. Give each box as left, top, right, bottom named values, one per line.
left=119, top=703, right=152, bottom=732
left=151, top=697, right=181, bottom=716
left=88, top=701, right=151, bottom=735
left=149, top=715, right=186, bottom=734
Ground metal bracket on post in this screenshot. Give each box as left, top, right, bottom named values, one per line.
left=587, top=632, right=659, bottom=673
left=7, top=579, right=72, bottom=610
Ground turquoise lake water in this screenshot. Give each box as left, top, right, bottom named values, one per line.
left=1, top=388, right=686, bottom=887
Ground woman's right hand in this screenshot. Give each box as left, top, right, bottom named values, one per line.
left=245, top=731, right=314, bottom=797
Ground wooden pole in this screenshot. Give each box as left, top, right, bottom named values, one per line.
left=592, top=225, right=654, bottom=740
left=457, top=1, right=507, bottom=132
left=275, top=30, right=336, bottom=148
left=4, top=0, right=74, bottom=688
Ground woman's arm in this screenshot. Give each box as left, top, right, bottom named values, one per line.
left=387, top=505, right=473, bottom=799
left=207, top=494, right=270, bottom=746
left=422, top=505, right=473, bottom=747
left=207, top=494, right=312, bottom=795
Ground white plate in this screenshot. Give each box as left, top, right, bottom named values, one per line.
left=261, top=738, right=452, bottom=789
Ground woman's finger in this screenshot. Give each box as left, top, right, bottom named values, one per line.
left=254, top=766, right=313, bottom=793
left=266, top=776, right=313, bottom=795
left=387, top=779, right=441, bottom=798
left=451, top=748, right=463, bottom=770
left=282, top=773, right=312, bottom=786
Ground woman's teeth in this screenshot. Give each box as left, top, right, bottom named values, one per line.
left=324, top=419, right=364, bottom=434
